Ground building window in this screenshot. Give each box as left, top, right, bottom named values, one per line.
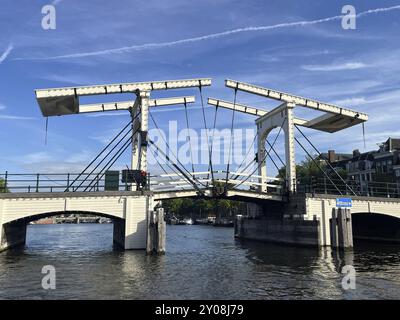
left=382, top=162, right=387, bottom=173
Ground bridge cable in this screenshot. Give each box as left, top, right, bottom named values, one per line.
left=148, top=141, right=199, bottom=192
left=85, top=131, right=137, bottom=191
left=44, top=117, right=49, bottom=145
left=232, top=137, right=280, bottom=187
left=149, top=111, right=207, bottom=188
left=232, top=139, right=282, bottom=182
left=294, top=136, right=343, bottom=195
left=227, top=118, right=286, bottom=191
left=198, top=83, right=216, bottom=187
left=87, top=139, right=133, bottom=192
left=264, top=146, right=281, bottom=172
left=266, top=140, right=286, bottom=168
left=86, top=132, right=137, bottom=192
left=362, top=122, right=367, bottom=150
left=147, top=144, right=186, bottom=192
left=183, top=98, right=196, bottom=175
left=224, top=86, right=238, bottom=193
left=66, top=119, right=135, bottom=191
left=73, top=125, right=134, bottom=191
left=149, top=110, right=206, bottom=187
left=148, top=139, right=205, bottom=195
left=294, top=124, right=357, bottom=196
left=231, top=155, right=257, bottom=179
left=229, top=130, right=258, bottom=180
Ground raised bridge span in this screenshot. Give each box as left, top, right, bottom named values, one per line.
left=1, top=77, right=400, bottom=252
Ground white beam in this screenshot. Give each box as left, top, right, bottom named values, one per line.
left=78, top=96, right=195, bottom=114
left=209, top=98, right=310, bottom=127
left=225, top=79, right=368, bottom=121
left=36, top=78, right=210, bottom=117
left=208, top=97, right=268, bottom=117
left=36, top=78, right=212, bottom=99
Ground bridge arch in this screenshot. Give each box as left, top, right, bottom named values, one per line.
left=351, top=212, right=400, bottom=243
left=0, top=193, right=151, bottom=252
left=1, top=210, right=126, bottom=252
left=6, top=210, right=122, bottom=225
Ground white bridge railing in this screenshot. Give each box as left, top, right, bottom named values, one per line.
left=150, top=170, right=284, bottom=194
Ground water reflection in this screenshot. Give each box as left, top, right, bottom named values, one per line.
left=0, top=224, right=399, bottom=299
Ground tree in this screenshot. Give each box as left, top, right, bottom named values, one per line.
left=277, top=155, right=347, bottom=185
left=163, top=196, right=241, bottom=220
left=0, top=178, right=8, bottom=193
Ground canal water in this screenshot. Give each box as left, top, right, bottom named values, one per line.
left=0, top=224, right=399, bottom=299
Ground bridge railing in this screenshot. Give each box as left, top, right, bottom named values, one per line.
left=0, top=172, right=151, bottom=193
left=0, top=170, right=286, bottom=195
left=296, top=176, right=400, bottom=198
left=150, top=170, right=285, bottom=195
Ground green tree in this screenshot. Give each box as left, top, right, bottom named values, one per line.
left=163, top=197, right=241, bottom=220
left=277, top=155, right=348, bottom=186
left=0, top=178, right=8, bottom=193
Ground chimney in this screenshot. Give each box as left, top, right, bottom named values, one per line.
left=328, top=150, right=336, bottom=163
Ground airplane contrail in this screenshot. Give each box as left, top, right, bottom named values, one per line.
left=17, top=5, right=400, bottom=60
left=0, top=44, right=13, bottom=64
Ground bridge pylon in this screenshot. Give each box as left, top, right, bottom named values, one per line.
left=209, top=79, right=368, bottom=195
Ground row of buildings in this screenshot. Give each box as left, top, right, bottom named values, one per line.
left=320, top=138, right=400, bottom=194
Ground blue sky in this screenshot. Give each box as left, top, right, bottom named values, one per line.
left=0, top=0, right=400, bottom=176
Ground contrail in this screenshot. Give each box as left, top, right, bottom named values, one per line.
left=0, top=44, right=13, bottom=64
left=17, top=5, right=400, bottom=60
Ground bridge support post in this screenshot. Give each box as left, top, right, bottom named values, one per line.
left=138, top=91, right=149, bottom=174
left=255, top=102, right=296, bottom=194
left=146, top=207, right=166, bottom=254
left=131, top=91, right=150, bottom=191
left=0, top=220, right=27, bottom=252
left=283, top=103, right=297, bottom=193
left=113, top=195, right=151, bottom=250
left=257, top=139, right=267, bottom=193
left=330, top=208, right=353, bottom=249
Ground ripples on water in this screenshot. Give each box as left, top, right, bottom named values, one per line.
left=0, top=224, right=399, bottom=299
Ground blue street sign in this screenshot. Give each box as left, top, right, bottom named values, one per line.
left=336, top=198, right=352, bottom=208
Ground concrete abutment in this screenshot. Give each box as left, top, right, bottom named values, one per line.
left=1, top=219, right=27, bottom=251
left=235, top=193, right=400, bottom=248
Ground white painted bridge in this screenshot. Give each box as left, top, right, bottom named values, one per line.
left=1, top=187, right=400, bottom=252
left=1, top=77, right=400, bottom=252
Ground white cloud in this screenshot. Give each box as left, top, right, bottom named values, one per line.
left=302, top=62, right=368, bottom=72
left=332, top=97, right=367, bottom=106
left=16, top=5, right=400, bottom=60
left=24, top=152, right=53, bottom=163
left=0, top=43, right=13, bottom=64
left=0, top=103, right=6, bottom=111
left=86, top=112, right=128, bottom=118
left=0, top=115, right=35, bottom=120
